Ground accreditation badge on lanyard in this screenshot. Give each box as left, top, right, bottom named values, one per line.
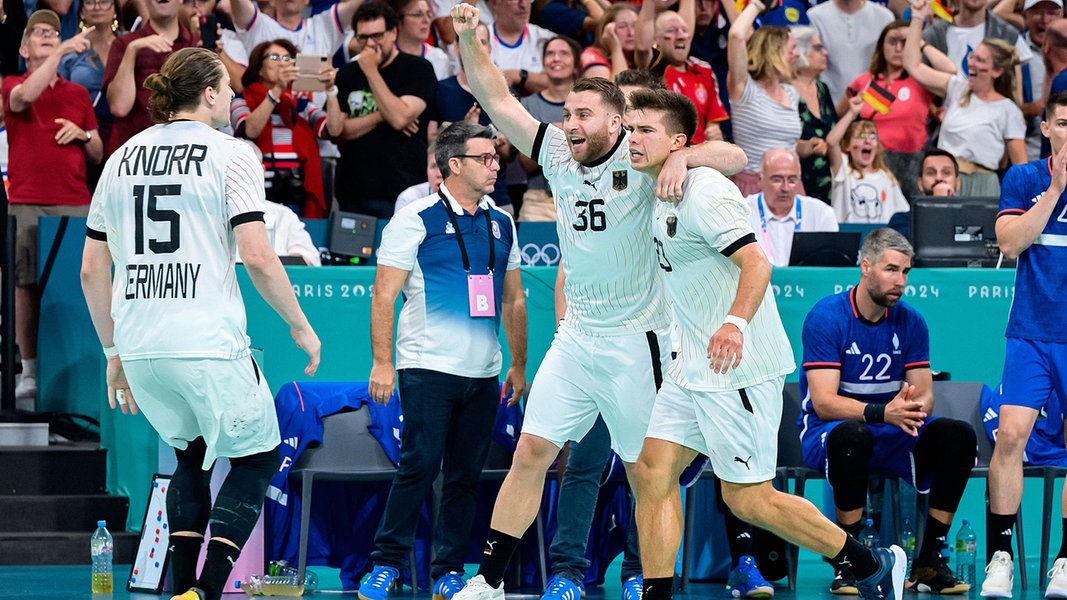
left=440, top=191, right=497, bottom=317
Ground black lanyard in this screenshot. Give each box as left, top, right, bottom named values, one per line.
left=439, top=190, right=495, bottom=274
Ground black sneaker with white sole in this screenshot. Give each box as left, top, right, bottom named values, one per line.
left=831, top=565, right=859, bottom=595
left=909, top=556, right=970, bottom=595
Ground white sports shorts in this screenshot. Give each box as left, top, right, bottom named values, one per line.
left=521, top=322, right=671, bottom=462
left=123, top=354, right=280, bottom=469
left=646, top=376, right=783, bottom=484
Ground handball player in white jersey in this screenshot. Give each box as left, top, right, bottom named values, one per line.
left=81, top=48, right=321, bottom=600
left=626, top=88, right=906, bottom=600
left=446, top=5, right=747, bottom=600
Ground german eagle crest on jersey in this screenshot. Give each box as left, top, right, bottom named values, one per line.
left=613, top=170, right=628, bottom=191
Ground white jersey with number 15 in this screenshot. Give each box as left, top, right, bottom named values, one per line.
left=87, top=121, right=267, bottom=361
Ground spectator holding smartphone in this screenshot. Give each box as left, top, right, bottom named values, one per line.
left=231, top=39, right=344, bottom=217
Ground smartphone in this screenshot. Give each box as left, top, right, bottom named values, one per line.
left=199, top=14, right=218, bottom=51
left=292, top=54, right=329, bottom=93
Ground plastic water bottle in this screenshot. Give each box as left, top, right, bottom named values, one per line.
left=955, top=519, right=977, bottom=589
left=902, top=516, right=916, bottom=572
left=90, top=520, right=113, bottom=594
left=860, top=518, right=881, bottom=549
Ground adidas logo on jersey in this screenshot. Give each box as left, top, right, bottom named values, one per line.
left=846, top=342, right=861, bottom=355
left=284, top=437, right=299, bottom=448
left=983, top=408, right=997, bottom=423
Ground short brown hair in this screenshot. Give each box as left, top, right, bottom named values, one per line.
left=143, top=48, right=225, bottom=123
left=572, top=77, right=626, bottom=116
left=614, top=69, right=666, bottom=90
left=628, top=88, right=698, bottom=145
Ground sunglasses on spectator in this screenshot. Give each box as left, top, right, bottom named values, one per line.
left=354, top=30, right=389, bottom=42
left=265, top=53, right=295, bottom=62
left=403, top=10, right=433, bottom=19
left=856, top=132, right=878, bottom=140
left=455, top=153, right=500, bottom=167
left=84, top=0, right=115, bottom=8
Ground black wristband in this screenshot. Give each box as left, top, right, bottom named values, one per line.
left=863, top=402, right=885, bottom=424
left=518, top=69, right=529, bottom=90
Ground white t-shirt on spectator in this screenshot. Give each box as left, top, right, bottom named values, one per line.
left=430, top=0, right=494, bottom=25
left=221, top=29, right=250, bottom=66
left=831, top=156, right=909, bottom=224
left=939, top=74, right=1026, bottom=170
left=944, top=23, right=1032, bottom=75
left=809, top=0, right=894, bottom=104
left=489, top=23, right=555, bottom=72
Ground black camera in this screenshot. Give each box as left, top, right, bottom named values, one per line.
left=267, top=166, right=306, bottom=211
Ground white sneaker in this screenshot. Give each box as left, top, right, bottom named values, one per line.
left=981, top=551, right=1014, bottom=598
left=1047, top=557, right=1067, bottom=598
left=15, top=375, right=35, bottom=400
left=452, top=575, right=505, bottom=600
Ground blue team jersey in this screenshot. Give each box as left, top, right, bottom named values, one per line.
left=798, top=288, right=931, bottom=434
left=999, top=158, right=1067, bottom=342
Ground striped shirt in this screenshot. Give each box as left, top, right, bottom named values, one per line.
left=86, top=121, right=267, bottom=360
left=653, top=167, right=795, bottom=391
left=533, top=123, right=669, bottom=334
left=229, top=98, right=329, bottom=193
left=730, top=75, right=802, bottom=174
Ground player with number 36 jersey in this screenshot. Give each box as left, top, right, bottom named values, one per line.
left=534, top=123, right=667, bottom=334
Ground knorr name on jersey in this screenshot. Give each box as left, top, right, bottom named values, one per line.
left=117, top=144, right=208, bottom=177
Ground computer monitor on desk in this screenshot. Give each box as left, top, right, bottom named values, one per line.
left=909, top=196, right=1012, bottom=268
left=788, top=231, right=861, bottom=267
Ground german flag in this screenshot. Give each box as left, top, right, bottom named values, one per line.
left=930, top=0, right=954, bottom=22
left=861, top=81, right=896, bottom=115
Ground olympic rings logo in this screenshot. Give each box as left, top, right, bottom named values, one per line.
left=521, top=243, right=561, bottom=265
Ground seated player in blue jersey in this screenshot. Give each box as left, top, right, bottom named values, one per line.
left=798, top=228, right=977, bottom=596
left=982, top=90, right=1067, bottom=599
left=625, top=88, right=908, bottom=600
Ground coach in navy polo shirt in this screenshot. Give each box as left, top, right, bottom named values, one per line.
left=361, top=121, right=528, bottom=600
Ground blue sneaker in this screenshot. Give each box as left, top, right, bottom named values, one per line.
left=621, top=575, right=642, bottom=600
left=433, top=571, right=465, bottom=600
left=724, top=556, right=774, bottom=598
left=856, top=546, right=906, bottom=600
left=541, top=575, right=584, bottom=600
left=358, top=565, right=400, bottom=600
left=679, top=454, right=710, bottom=488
